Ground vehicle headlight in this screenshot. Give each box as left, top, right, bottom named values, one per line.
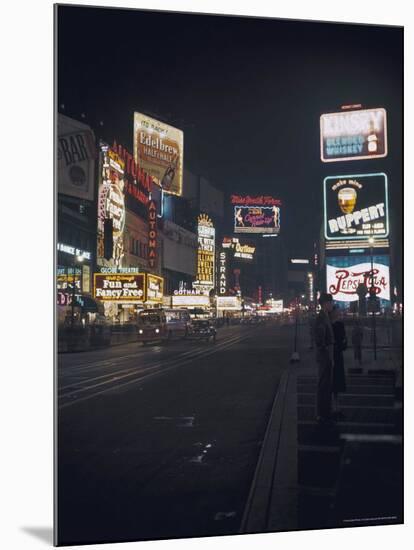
left=155, top=328, right=160, bottom=334
left=139, top=329, right=143, bottom=334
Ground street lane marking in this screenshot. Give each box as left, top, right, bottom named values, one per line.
left=59, top=333, right=243, bottom=392
left=58, top=333, right=247, bottom=410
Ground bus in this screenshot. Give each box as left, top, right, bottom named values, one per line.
left=137, top=308, right=192, bottom=344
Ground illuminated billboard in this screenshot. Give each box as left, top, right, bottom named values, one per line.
left=97, top=145, right=126, bottom=267
left=222, top=237, right=255, bottom=261
left=133, top=112, right=183, bottom=196
left=216, top=296, right=241, bottom=310
left=326, top=255, right=390, bottom=303
left=320, top=108, right=387, bottom=162
left=324, top=173, right=389, bottom=242
left=94, top=273, right=145, bottom=302
left=146, top=274, right=164, bottom=303
left=193, top=214, right=215, bottom=291
left=234, top=206, right=280, bottom=234
left=232, top=194, right=281, bottom=235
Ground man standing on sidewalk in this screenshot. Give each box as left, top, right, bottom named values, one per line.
left=314, top=293, right=334, bottom=423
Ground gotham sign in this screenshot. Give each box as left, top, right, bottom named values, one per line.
left=324, top=173, right=389, bottom=241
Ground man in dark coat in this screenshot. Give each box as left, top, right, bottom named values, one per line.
left=314, top=293, right=334, bottom=422
left=331, top=306, right=347, bottom=419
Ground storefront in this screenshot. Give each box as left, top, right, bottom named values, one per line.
left=215, top=295, right=242, bottom=318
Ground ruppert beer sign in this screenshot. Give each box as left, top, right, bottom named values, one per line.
left=324, top=173, right=389, bottom=241
left=320, top=108, right=388, bottom=162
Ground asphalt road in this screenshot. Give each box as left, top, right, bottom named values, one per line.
left=57, top=322, right=294, bottom=545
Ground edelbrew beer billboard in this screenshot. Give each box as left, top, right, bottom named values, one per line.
left=231, top=195, right=281, bottom=235
left=320, top=108, right=388, bottom=162
left=324, top=173, right=389, bottom=242
left=326, top=255, right=390, bottom=303
left=133, top=112, right=184, bottom=196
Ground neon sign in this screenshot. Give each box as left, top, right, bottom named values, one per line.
left=320, top=108, right=388, bottom=162
left=194, top=214, right=215, bottom=291
left=148, top=200, right=158, bottom=269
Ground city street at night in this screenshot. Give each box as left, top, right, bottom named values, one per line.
left=54, top=5, right=403, bottom=547
left=58, top=321, right=293, bottom=544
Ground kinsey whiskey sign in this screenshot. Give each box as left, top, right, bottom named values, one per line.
left=320, top=108, right=388, bottom=162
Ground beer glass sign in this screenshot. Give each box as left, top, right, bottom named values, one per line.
left=324, top=173, right=389, bottom=241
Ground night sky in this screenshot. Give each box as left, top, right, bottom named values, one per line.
left=57, top=6, right=403, bottom=260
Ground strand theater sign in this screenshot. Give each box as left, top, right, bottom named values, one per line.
left=320, top=108, right=387, bottom=162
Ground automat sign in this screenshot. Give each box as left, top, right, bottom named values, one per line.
left=94, top=274, right=145, bottom=301
left=324, top=173, right=389, bottom=242
left=320, top=108, right=387, bottom=162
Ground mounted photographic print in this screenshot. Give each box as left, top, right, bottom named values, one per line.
left=54, top=4, right=403, bottom=546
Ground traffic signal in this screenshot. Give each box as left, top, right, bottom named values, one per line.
left=103, top=218, right=113, bottom=260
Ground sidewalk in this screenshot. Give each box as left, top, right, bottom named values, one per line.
left=240, top=331, right=403, bottom=534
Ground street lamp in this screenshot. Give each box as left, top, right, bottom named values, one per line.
left=368, top=237, right=377, bottom=360
left=290, top=296, right=300, bottom=363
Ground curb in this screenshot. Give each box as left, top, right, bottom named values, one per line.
left=239, top=363, right=297, bottom=533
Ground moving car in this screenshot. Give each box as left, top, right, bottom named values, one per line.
left=189, top=319, right=217, bottom=343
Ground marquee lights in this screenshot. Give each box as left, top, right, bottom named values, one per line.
left=194, top=214, right=215, bottom=291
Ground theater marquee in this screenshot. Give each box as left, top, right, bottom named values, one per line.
left=94, top=273, right=145, bottom=302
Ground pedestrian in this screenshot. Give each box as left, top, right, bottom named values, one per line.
left=351, top=318, right=364, bottom=367
left=308, top=314, right=315, bottom=350
left=314, top=293, right=334, bottom=423
left=330, top=306, right=347, bottom=419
